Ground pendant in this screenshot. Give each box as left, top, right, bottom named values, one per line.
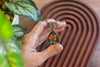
left=47, top=22, right=60, bottom=45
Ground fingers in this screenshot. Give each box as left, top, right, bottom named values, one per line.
left=40, top=19, right=66, bottom=36
left=22, top=43, right=63, bottom=67
left=56, top=21, right=66, bottom=32
left=48, top=19, right=66, bottom=32
left=35, top=27, right=65, bottom=47
left=56, top=27, right=65, bottom=32
left=47, top=19, right=56, bottom=23
left=47, top=19, right=66, bottom=28
left=56, top=21, right=66, bottom=28
left=35, top=32, right=50, bottom=47
left=41, top=44, right=63, bottom=58
left=30, top=21, right=47, bottom=37
left=23, top=19, right=66, bottom=48
left=35, top=20, right=66, bottom=46
left=29, top=19, right=66, bottom=38
left=35, top=44, right=63, bottom=66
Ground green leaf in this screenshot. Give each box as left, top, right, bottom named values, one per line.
left=0, top=10, right=13, bottom=39
left=5, top=0, right=43, bottom=22
left=4, top=39, right=21, bottom=53
left=0, top=54, right=8, bottom=67
left=16, top=40, right=23, bottom=49
left=0, top=38, right=20, bottom=55
left=12, top=25, right=24, bottom=39
left=0, top=52, right=24, bottom=67
left=0, top=42, right=4, bottom=55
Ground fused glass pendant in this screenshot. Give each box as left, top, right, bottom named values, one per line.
left=47, top=22, right=60, bottom=45
left=48, top=30, right=59, bottom=45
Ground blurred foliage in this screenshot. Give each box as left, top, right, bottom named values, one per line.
left=0, top=10, right=13, bottom=39
left=0, top=52, right=24, bottom=67
left=0, top=11, right=24, bottom=67
left=0, top=0, right=14, bottom=22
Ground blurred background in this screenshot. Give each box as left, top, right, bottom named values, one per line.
left=19, top=0, right=100, bottom=67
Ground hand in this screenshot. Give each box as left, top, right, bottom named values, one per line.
left=21, top=19, right=66, bottom=67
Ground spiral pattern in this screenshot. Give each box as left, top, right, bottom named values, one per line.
left=38, top=0, right=100, bottom=67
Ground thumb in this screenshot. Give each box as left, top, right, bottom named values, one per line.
left=41, top=44, right=63, bottom=58
left=35, top=44, right=63, bottom=66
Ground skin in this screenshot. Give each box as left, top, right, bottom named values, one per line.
left=21, top=19, right=66, bottom=67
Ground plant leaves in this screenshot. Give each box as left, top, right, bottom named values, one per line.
left=12, top=25, right=24, bottom=40
left=4, top=39, right=21, bottom=53
left=0, top=10, right=13, bottom=39
left=5, top=0, right=43, bottom=22
left=0, top=52, right=24, bottom=67
left=0, top=38, right=20, bottom=55
left=0, top=10, right=24, bottom=67
left=0, top=54, right=8, bottom=67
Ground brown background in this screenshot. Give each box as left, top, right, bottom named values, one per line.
left=19, top=0, right=100, bottom=67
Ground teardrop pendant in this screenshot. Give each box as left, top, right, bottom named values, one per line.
left=48, top=30, right=59, bottom=45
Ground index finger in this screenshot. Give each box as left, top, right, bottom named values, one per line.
left=56, top=21, right=66, bottom=28
left=30, top=21, right=47, bottom=37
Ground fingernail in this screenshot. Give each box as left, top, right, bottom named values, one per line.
left=47, top=19, right=56, bottom=22
left=63, top=21, right=66, bottom=25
